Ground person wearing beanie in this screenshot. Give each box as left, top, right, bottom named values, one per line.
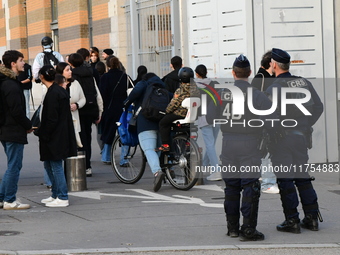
left=102, top=49, right=114, bottom=60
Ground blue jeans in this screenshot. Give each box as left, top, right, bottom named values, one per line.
left=101, top=143, right=112, bottom=162
left=0, top=142, right=24, bottom=203
left=44, top=169, right=52, bottom=186
left=261, top=155, right=277, bottom=189
left=119, top=145, right=130, bottom=165
left=44, top=160, right=68, bottom=200
left=201, top=124, right=220, bottom=170
left=138, top=130, right=161, bottom=174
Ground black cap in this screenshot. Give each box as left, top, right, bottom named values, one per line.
left=272, top=48, right=290, bottom=63
left=41, top=36, right=53, bottom=47
left=103, top=49, right=114, bottom=55
left=233, top=54, right=250, bottom=68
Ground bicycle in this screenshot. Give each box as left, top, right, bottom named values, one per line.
left=111, top=97, right=202, bottom=190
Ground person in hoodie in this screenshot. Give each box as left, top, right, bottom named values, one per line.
left=162, top=56, right=182, bottom=93
left=0, top=50, right=33, bottom=210
left=124, top=73, right=168, bottom=192
left=194, top=64, right=222, bottom=182
left=68, top=53, right=103, bottom=177
left=159, top=67, right=200, bottom=152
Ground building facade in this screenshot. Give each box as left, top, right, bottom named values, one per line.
left=0, top=0, right=126, bottom=65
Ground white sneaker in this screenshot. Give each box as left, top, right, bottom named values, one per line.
left=45, top=198, right=69, bottom=207
left=86, top=168, right=92, bottom=177
left=207, top=172, right=222, bottom=181
left=262, top=185, right=280, bottom=194
left=41, top=196, right=56, bottom=204
left=3, top=200, right=30, bottom=210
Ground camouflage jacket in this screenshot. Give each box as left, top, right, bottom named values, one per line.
left=166, top=82, right=200, bottom=117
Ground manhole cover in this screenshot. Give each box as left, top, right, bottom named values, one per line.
left=0, top=231, right=21, bottom=236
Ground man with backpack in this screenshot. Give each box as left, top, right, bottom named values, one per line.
left=32, top=36, right=64, bottom=82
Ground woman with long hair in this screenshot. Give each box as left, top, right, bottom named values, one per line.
left=38, top=65, right=77, bottom=207
left=99, top=56, right=128, bottom=164
left=56, top=62, right=86, bottom=148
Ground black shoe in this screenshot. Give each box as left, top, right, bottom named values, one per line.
left=276, top=218, right=301, bottom=233
left=153, top=171, right=165, bottom=192
left=300, top=214, right=319, bottom=231
left=227, top=221, right=239, bottom=238
left=227, top=230, right=239, bottom=238
left=120, top=163, right=130, bottom=167
left=239, top=228, right=264, bottom=241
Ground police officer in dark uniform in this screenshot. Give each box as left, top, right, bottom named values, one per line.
left=216, top=55, right=276, bottom=241
left=266, top=48, right=324, bottom=233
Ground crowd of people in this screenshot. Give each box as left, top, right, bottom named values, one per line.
left=0, top=36, right=324, bottom=242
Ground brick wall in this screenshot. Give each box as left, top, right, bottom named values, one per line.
left=0, top=0, right=124, bottom=65
left=0, top=0, right=6, bottom=49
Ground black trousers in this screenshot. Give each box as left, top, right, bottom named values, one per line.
left=79, top=114, right=94, bottom=169
left=159, top=113, right=184, bottom=144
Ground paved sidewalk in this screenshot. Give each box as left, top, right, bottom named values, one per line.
left=0, top=132, right=339, bottom=254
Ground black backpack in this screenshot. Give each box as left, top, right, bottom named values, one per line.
left=141, top=82, right=170, bottom=122
left=73, top=71, right=99, bottom=119
left=43, top=51, right=59, bottom=66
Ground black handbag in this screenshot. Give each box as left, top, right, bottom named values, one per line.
left=31, top=105, right=41, bottom=136
left=31, top=104, right=41, bottom=128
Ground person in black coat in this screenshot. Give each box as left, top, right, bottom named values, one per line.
left=99, top=56, right=128, bottom=163
left=250, top=50, right=279, bottom=194
left=38, top=65, right=77, bottom=207
left=250, top=50, right=274, bottom=92
left=133, top=65, right=147, bottom=85
left=162, top=56, right=182, bottom=93
left=69, top=53, right=104, bottom=177
left=0, top=50, right=33, bottom=210
left=18, top=63, right=33, bottom=118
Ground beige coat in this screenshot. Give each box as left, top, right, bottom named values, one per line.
left=69, top=80, right=86, bottom=147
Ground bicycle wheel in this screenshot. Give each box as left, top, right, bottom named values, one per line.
left=165, top=135, right=201, bottom=190
left=111, top=135, right=146, bottom=184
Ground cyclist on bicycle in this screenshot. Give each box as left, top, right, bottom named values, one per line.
left=159, top=67, right=200, bottom=152
left=124, top=73, right=168, bottom=192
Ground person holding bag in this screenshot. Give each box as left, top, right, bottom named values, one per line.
left=124, top=73, right=168, bottom=192
left=99, top=56, right=128, bottom=164
left=38, top=65, right=77, bottom=207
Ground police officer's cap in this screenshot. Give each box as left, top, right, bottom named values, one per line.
left=233, top=54, right=250, bottom=68
left=272, top=48, right=290, bottom=63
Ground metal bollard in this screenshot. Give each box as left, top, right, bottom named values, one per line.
left=65, top=151, right=87, bottom=191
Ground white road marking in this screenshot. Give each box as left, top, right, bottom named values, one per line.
left=69, top=189, right=223, bottom=208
